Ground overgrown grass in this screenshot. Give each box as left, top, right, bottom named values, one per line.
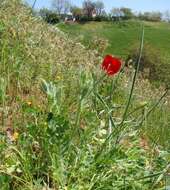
left=0, top=1, right=170, bottom=189
left=58, top=21, right=170, bottom=60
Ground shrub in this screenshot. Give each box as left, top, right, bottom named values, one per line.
left=93, top=15, right=109, bottom=22
left=79, top=15, right=93, bottom=23
left=78, top=15, right=109, bottom=23
left=70, top=6, right=82, bottom=21
left=127, top=43, right=170, bottom=87
left=39, top=8, right=60, bottom=24
left=127, top=43, right=159, bottom=71
left=93, top=15, right=102, bottom=21
left=150, top=59, right=170, bottom=88
left=138, top=11, right=162, bottom=22
left=120, top=7, right=134, bottom=20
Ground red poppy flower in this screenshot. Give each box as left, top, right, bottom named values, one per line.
left=102, top=55, right=121, bottom=76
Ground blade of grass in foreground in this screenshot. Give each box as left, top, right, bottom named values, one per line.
left=32, top=0, right=37, bottom=9
left=113, top=24, right=145, bottom=144
left=121, top=25, right=145, bottom=125
left=138, top=88, right=169, bottom=127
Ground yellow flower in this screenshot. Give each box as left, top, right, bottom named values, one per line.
left=13, top=132, right=19, bottom=141
left=56, top=76, right=62, bottom=80
left=139, top=101, right=148, bottom=107
left=27, top=101, right=32, bottom=106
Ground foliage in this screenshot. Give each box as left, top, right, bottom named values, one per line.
left=138, top=11, right=162, bottom=22
left=79, top=15, right=93, bottom=22
left=58, top=21, right=170, bottom=87
left=120, top=7, right=134, bottom=20
left=58, top=20, right=170, bottom=57
left=93, top=15, right=109, bottom=22
left=70, top=6, right=83, bottom=21
left=94, top=0, right=105, bottom=16
left=164, top=10, right=170, bottom=22
left=82, top=0, right=95, bottom=18
left=111, top=8, right=123, bottom=20
left=127, top=43, right=170, bottom=87
left=52, top=0, right=71, bottom=15
left=39, top=8, right=60, bottom=24
left=110, top=7, right=135, bottom=21
left=0, top=1, right=170, bottom=190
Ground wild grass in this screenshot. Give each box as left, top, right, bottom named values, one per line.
left=0, top=1, right=170, bottom=189
left=58, top=21, right=170, bottom=60
left=58, top=20, right=170, bottom=89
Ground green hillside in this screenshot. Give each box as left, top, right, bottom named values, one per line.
left=0, top=1, right=170, bottom=189
left=58, top=21, right=170, bottom=59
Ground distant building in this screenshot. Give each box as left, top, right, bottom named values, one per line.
left=92, top=10, right=97, bottom=18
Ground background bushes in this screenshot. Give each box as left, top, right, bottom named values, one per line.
left=39, top=8, right=60, bottom=24
left=127, top=43, right=170, bottom=87
left=93, top=15, right=110, bottom=22
left=78, top=15, right=110, bottom=23
left=79, top=15, right=91, bottom=23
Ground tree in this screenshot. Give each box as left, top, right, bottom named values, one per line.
left=164, top=10, right=170, bottom=22
left=150, top=11, right=162, bottom=21
left=63, top=0, right=71, bottom=14
left=111, top=8, right=123, bottom=21
left=52, top=0, right=63, bottom=15
left=52, top=0, right=71, bottom=15
left=120, top=7, right=134, bottom=20
left=94, top=0, right=104, bottom=16
left=138, top=11, right=162, bottom=22
left=70, top=6, right=82, bottom=20
left=83, top=0, right=95, bottom=18
left=39, top=8, right=60, bottom=24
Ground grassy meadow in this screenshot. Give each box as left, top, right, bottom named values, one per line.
left=58, top=21, right=170, bottom=59
left=0, top=1, right=170, bottom=189
left=58, top=21, right=170, bottom=87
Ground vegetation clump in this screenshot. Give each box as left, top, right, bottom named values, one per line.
left=127, top=43, right=170, bottom=88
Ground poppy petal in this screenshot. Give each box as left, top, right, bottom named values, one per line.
left=102, top=55, right=121, bottom=76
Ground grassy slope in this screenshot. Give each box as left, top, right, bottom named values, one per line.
left=0, top=1, right=170, bottom=189
left=58, top=21, right=170, bottom=60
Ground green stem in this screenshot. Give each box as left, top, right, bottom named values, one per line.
left=151, top=163, right=170, bottom=190
left=75, top=98, right=82, bottom=128
left=32, top=0, right=37, bottom=9
left=138, top=88, right=169, bottom=127
left=87, top=73, right=107, bottom=98
left=121, top=25, right=145, bottom=125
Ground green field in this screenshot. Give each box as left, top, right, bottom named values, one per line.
left=58, top=21, right=170, bottom=59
